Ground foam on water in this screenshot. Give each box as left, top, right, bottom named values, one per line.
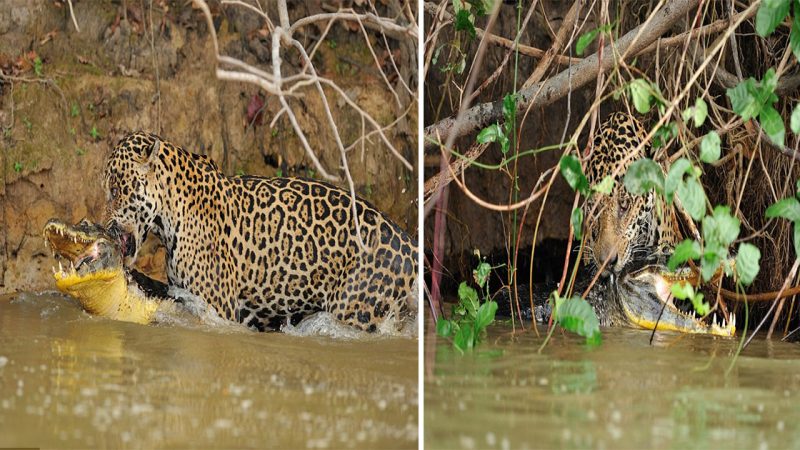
left=282, top=311, right=417, bottom=339
left=151, top=286, right=250, bottom=333
left=157, top=287, right=418, bottom=339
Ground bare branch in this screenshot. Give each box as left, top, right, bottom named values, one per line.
left=67, top=0, right=81, bottom=32
left=290, top=10, right=416, bottom=39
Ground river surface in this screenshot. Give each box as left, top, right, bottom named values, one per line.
left=0, top=292, right=417, bottom=448
left=425, top=318, right=800, bottom=449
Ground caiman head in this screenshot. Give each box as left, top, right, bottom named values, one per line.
left=612, top=264, right=736, bottom=337
left=43, top=218, right=155, bottom=323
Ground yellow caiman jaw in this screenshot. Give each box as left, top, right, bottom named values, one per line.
left=709, top=312, right=736, bottom=337
left=621, top=302, right=736, bottom=337
left=619, top=267, right=737, bottom=337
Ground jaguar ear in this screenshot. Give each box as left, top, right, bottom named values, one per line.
left=144, top=138, right=161, bottom=168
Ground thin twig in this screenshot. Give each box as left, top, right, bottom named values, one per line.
left=67, top=0, right=81, bottom=32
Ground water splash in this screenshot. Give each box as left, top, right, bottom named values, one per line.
left=282, top=311, right=417, bottom=339
left=150, top=286, right=250, bottom=333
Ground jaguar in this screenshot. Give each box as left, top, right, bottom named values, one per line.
left=103, top=132, right=418, bottom=332
left=583, top=112, right=678, bottom=275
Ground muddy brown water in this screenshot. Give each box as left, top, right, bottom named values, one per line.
left=0, top=292, right=417, bottom=448
left=425, top=318, right=800, bottom=449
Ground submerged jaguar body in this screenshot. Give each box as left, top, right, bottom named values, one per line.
left=103, top=132, right=418, bottom=332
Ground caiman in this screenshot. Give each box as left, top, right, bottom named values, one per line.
left=498, top=263, right=736, bottom=337
left=42, top=218, right=224, bottom=327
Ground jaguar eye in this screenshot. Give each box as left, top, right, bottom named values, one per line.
left=111, top=187, right=119, bottom=199
left=618, top=196, right=629, bottom=212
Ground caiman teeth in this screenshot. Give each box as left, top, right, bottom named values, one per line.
left=58, top=261, right=63, bottom=273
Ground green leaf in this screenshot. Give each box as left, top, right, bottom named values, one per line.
left=668, top=239, right=702, bottom=271
left=571, top=207, right=583, bottom=241
left=701, top=206, right=741, bottom=268
left=472, top=261, right=492, bottom=288
left=555, top=296, right=602, bottom=345
left=576, top=29, right=600, bottom=56
left=33, top=57, right=42, bottom=76
left=693, top=97, right=708, bottom=127
left=699, top=131, right=721, bottom=164
left=453, top=325, right=475, bottom=353
left=735, top=243, right=761, bottom=286
left=766, top=197, right=800, bottom=221
left=439, top=48, right=467, bottom=74
left=436, top=318, right=454, bottom=337
left=791, top=105, right=800, bottom=134
left=665, top=158, right=692, bottom=204
left=670, top=282, right=694, bottom=300
left=677, top=177, right=706, bottom=221
left=690, top=292, right=709, bottom=316
left=592, top=175, right=615, bottom=195
left=623, top=158, right=664, bottom=195
left=559, top=155, right=589, bottom=195
left=760, top=68, right=780, bottom=101
left=652, top=122, right=678, bottom=149
left=475, top=301, right=497, bottom=331
left=502, top=93, right=517, bottom=124
left=683, top=98, right=708, bottom=128
left=454, top=9, right=476, bottom=39
left=703, top=205, right=741, bottom=247
left=791, top=13, right=800, bottom=62
left=670, top=282, right=709, bottom=315
left=755, top=0, right=791, bottom=37
left=457, top=282, right=480, bottom=318
left=727, top=79, right=760, bottom=121
left=681, top=106, right=692, bottom=123
left=700, top=251, right=721, bottom=282
left=795, top=222, right=800, bottom=257
left=465, top=0, right=489, bottom=16
left=759, top=105, right=786, bottom=147
left=629, top=79, right=654, bottom=114
left=477, top=123, right=502, bottom=144
left=499, top=134, right=511, bottom=155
